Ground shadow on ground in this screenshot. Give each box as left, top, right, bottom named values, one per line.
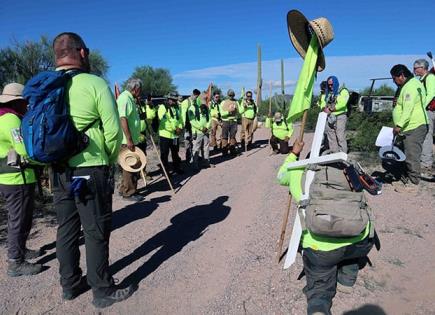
left=109, top=196, right=231, bottom=288
left=343, top=304, right=387, bottom=315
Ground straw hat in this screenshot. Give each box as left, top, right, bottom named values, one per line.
left=379, top=145, right=406, bottom=162
left=118, top=146, right=147, bottom=172
left=286, top=10, right=334, bottom=72
left=0, top=83, right=25, bottom=103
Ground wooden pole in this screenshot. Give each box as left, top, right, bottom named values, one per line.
left=276, top=109, right=308, bottom=262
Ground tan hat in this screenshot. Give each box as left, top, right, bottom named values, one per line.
left=0, top=83, right=25, bottom=103
left=286, top=10, right=334, bottom=72
left=118, top=146, right=147, bottom=172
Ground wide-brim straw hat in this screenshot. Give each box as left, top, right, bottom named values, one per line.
left=287, top=10, right=334, bottom=72
left=0, top=83, right=25, bottom=103
left=118, top=146, right=147, bottom=172
left=379, top=145, right=406, bottom=162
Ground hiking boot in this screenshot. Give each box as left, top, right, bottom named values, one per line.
left=336, top=282, right=353, bottom=294
left=63, top=277, right=90, bottom=300
left=92, top=285, right=135, bottom=309
left=7, top=260, right=43, bottom=277
left=24, top=248, right=43, bottom=260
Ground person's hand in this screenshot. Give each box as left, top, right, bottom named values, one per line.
left=202, top=127, right=208, bottom=133
left=323, top=107, right=331, bottom=114
left=176, top=128, right=182, bottom=135
left=127, top=140, right=135, bottom=151
left=284, top=136, right=289, bottom=142
left=393, top=126, right=401, bottom=136
left=291, top=139, right=304, bottom=156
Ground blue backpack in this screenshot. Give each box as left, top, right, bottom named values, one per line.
left=22, top=70, right=97, bottom=164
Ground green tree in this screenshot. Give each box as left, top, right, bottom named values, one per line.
left=360, top=83, right=395, bottom=96
left=0, top=36, right=109, bottom=89
left=125, top=66, right=176, bottom=97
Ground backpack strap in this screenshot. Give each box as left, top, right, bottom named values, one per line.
left=81, top=118, right=101, bottom=133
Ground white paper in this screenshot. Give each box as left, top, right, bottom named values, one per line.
left=375, top=127, right=394, bottom=147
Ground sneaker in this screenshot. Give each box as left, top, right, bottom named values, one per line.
left=336, top=282, right=353, bottom=294
left=63, top=277, right=90, bottom=300
left=24, top=248, right=43, bottom=260
left=421, top=168, right=433, bottom=179
left=122, top=194, right=144, bottom=202
left=92, top=285, right=134, bottom=309
left=7, top=260, right=43, bottom=277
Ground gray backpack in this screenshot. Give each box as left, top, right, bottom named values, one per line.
left=300, top=163, right=375, bottom=238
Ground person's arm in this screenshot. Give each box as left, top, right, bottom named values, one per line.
left=117, top=96, right=135, bottom=151
left=334, top=89, right=350, bottom=113
left=188, top=105, right=202, bottom=131
left=120, top=117, right=134, bottom=151
left=277, top=140, right=305, bottom=202
left=425, top=74, right=435, bottom=106
left=96, top=86, right=122, bottom=164
left=395, top=85, right=421, bottom=132
left=4, top=114, right=28, bottom=158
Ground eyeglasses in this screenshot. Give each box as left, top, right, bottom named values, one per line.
left=413, top=66, right=423, bottom=71
left=246, top=95, right=252, bottom=98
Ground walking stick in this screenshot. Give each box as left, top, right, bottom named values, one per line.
left=146, top=124, right=175, bottom=195
left=276, top=110, right=308, bottom=262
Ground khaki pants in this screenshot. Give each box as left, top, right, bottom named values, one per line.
left=210, top=119, right=221, bottom=147
left=221, top=120, right=237, bottom=154
left=119, top=169, right=138, bottom=197
left=325, top=114, right=347, bottom=153
left=421, top=110, right=434, bottom=169
left=240, top=117, right=255, bottom=145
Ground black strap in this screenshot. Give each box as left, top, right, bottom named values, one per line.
left=81, top=118, right=100, bottom=133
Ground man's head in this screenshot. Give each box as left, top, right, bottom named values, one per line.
left=192, top=89, right=201, bottom=100
left=213, top=91, right=220, bottom=102
left=53, top=32, right=90, bottom=72
left=227, top=89, right=235, bottom=99
left=245, top=91, right=253, bottom=100
left=126, top=78, right=143, bottom=98
left=320, top=81, right=327, bottom=94
left=413, top=59, right=430, bottom=77
left=167, top=93, right=178, bottom=106
left=274, top=111, right=283, bottom=123
left=390, top=64, right=413, bottom=87
left=0, top=83, right=28, bottom=115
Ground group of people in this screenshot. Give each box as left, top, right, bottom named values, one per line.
left=0, top=32, right=263, bottom=309
left=0, top=29, right=434, bottom=314
left=116, top=85, right=260, bottom=201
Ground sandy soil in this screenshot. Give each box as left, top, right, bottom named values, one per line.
left=0, top=126, right=434, bottom=315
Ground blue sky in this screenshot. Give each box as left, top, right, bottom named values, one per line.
left=1, top=0, right=434, bottom=95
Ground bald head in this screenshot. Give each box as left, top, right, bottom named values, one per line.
left=53, top=32, right=90, bottom=71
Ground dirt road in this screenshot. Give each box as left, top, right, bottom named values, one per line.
left=1, top=127, right=434, bottom=315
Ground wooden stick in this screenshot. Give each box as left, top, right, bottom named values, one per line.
left=140, top=169, right=147, bottom=187
left=276, top=193, right=292, bottom=262
left=299, top=110, right=308, bottom=141
left=276, top=109, right=308, bottom=262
